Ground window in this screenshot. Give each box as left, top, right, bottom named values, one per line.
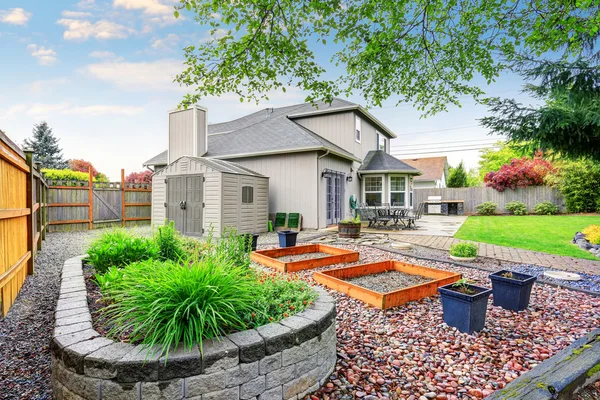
left=355, top=116, right=362, bottom=143
left=390, top=176, right=406, bottom=206
left=364, top=176, right=382, bottom=205
left=377, top=132, right=387, bottom=151
left=242, top=186, right=254, bottom=204
left=410, top=178, right=414, bottom=208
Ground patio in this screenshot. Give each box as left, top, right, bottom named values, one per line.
left=341, top=215, right=468, bottom=237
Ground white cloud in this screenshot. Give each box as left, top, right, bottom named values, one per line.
left=27, top=44, right=58, bottom=66
left=89, top=50, right=121, bottom=60
left=57, top=18, right=134, bottom=41
left=201, top=28, right=228, bottom=42
left=76, top=0, right=96, bottom=9
left=151, top=33, right=179, bottom=51
left=210, top=13, right=221, bottom=20
left=82, top=59, right=184, bottom=91
left=0, top=8, right=32, bottom=26
left=0, top=103, right=144, bottom=119
left=27, top=77, right=70, bottom=93
left=61, top=10, right=93, bottom=18
left=113, top=0, right=172, bottom=15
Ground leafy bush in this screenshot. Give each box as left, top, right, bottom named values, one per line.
left=534, top=201, right=559, bottom=215
left=582, top=225, right=600, bottom=245
left=42, top=168, right=92, bottom=182
left=95, top=267, right=125, bottom=292
left=125, top=170, right=153, bottom=184
left=555, top=160, right=600, bottom=213
left=87, top=229, right=159, bottom=273
left=450, top=242, right=478, bottom=258
left=154, top=221, right=186, bottom=262
left=245, top=272, right=318, bottom=328
left=101, top=257, right=257, bottom=357
left=202, top=227, right=251, bottom=269
left=505, top=201, right=528, bottom=215
left=475, top=201, right=498, bottom=215
left=484, top=157, right=555, bottom=192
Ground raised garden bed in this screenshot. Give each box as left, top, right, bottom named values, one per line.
left=251, top=244, right=359, bottom=272
left=314, top=260, right=461, bottom=309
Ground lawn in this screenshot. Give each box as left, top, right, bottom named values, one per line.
left=454, top=215, right=600, bottom=260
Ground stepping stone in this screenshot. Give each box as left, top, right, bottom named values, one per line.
left=544, top=270, right=582, bottom=281
left=392, top=242, right=412, bottom=250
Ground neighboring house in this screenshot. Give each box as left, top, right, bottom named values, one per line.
left=400, top=156, right=449, bottom=189
left=144, top=99, right=422, bottom=232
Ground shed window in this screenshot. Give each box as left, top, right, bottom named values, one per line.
left=364, top=176, right=382, bottom=206
left=242, top=186, right=254, bottom=204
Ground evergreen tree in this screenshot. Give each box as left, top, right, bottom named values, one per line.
left=447, top=161, right=468, bottom=188
left=23, top=121, right=68, bottom=169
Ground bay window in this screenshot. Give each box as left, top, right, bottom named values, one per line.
left=389, top=176, right=406, bottom=206
left=364, top=176, right=382, bottom=205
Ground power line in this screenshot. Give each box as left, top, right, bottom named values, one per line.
left=390, top=138, right=503, bottom=148
left=392, top=143, right=500, bottom=152
left=392, top=145, right=501, bottom=156
left=396, top=125, right=481, bottom=136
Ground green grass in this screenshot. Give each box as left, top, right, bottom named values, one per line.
left=454, top=215, right=600, bottom=260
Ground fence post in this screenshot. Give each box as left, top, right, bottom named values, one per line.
left=41, top=181, right=47, bottom=240
left=121, top=169, right=126, bottom=227
left=35, top=164, right=42, bottom=251
left=24, top=150, right=34, bottom=275
left=88, top=166, right=93, bottom=230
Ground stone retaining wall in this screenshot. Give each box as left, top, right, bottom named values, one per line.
left=51, top=256, right=337, bottom=400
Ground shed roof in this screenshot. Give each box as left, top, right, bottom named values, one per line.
left=157, top=155, right=266, bottom=178
left=358, top=150, right=422, bottom=175
left=400, top=156, right=448, bottom=181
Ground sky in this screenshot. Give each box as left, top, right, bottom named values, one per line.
left=0, top=1, right=538, bottom=180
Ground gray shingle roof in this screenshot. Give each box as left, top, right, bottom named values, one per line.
left=158, top=156, right=266, bottom=177
left=358, top=151, right=422, bottom=174
left=143, top=98, right=362, bottom=167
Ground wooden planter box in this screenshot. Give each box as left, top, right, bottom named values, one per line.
left=314, top=260, right=461, bottom=309
left=251, top=244, right=359, bottom=272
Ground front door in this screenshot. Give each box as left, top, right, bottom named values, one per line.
left=325, top=173, right=343, bottom=225
left=166, top=174, right=203, bottom=235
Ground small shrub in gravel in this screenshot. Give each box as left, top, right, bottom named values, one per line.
left=87, top=229, right=159, bottom=273
left=450, top=242, right=478, bottom=258
left=534, top=201, right=560, bottom=215
left=476, top=201, right=498, bottom=215
left=505, top=201, right=528, bottom=215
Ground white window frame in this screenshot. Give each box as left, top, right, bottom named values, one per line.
left=389, top=175, right=407, bottom=207
left=355, top=115, right=362, bottom=143
left=377, top=131, right=387, bottom=152
left=362, top=175, right=383, bottom=205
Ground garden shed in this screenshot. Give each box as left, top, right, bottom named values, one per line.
left=151, top=156, right=269, bottom=237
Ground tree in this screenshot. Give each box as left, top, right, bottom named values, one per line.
left=549, top=160, right=600, bottom=213
left=478, top=141, right=531, bottom=180
left=69, top=159, right=99, bottom=177
left=480, top=58, right=600, bottom=160
left=175, top=1, right=600, bottom=114
left=484, top=157, right=555, bottom=192
left=125, top=170, right=153, bottom=184
left=23, top=121, right=68, bottom=169
left=447, top=161, right=468, bottom=188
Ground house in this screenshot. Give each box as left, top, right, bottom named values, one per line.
left=144, top=99, right=422, bottom=233
left=400, top=156, right=449, bottom=189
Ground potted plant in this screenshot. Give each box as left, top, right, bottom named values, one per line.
left=338, top=215, right=361, bottom=239
left=277, top=230, right=299, bottom=247
left=438, top=279, right=492, bottom=334
left=243, top=233, right=260, bottom=252
left=489, top=270, right=537, bottom=312
left=449, top=242, right=478, bottom=262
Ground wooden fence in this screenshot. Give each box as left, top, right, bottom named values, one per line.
left=414, top=186, right=565, bottom=214
left=47, top=168, right=151, bottom=232
left=0, top=131, right=48, bottom=317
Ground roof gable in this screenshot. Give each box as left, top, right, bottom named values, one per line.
left=359, top=151, right=422, bottom=174
left=400, top=156, right=447, bottom=181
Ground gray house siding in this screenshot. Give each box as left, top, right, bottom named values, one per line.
left=228, top=152, right=319, bottom=229
left=168, top=107, right=207, bottom=163
left=317, top=154, right=358, bottom=228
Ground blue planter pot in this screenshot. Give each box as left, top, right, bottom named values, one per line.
left=277, top=230, right=298, bottom=248
left=489, top=270, right=536, bottom=312
left=438, top=283, right=492, bottom=334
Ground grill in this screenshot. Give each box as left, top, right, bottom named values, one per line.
left=426, top=196, right=442, bottom=214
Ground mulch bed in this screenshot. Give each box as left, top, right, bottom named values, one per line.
left=346, top=271, right=432, bottom=293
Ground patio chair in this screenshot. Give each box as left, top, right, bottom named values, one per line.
left=358, top=207, right=378, bottom=228
left=375, top=204, right=393, bottom=229
left=406, top=203, right=425, bottom=229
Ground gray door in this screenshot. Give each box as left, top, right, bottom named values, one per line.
left=325, top=173, right=343, bottom=225
left=185, top=175, right=203, bottom=236
left=166, top=175, right=203, bottom=235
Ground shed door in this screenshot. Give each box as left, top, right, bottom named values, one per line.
left=166, top=176, right=185, bottom=232
left=185, top=175, right=204, bottom=236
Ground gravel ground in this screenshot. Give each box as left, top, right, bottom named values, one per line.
left=277, top=252, right=333, bottom=263
left=0, top=227, right=151, bottom=400
left=255, top=242, right=600, bottom=399
left=346, top=271, right=432, bottom=293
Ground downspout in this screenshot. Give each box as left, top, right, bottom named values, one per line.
left=316, top=150, right=330, bottom=229
left=317, top=150, right=330, bottom=160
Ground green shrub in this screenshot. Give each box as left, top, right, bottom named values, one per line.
left=42, top=168, right=94, bottom=182
left=582, top=225, right=600, bottom=245
left=203, top=227, right=251, bottom=269
left=505, top=201, right=528, bottom=215
left=87, top=229, right=159, bottom=273
left=556, top=160, right=600, bottom=213
left=450, top=242, right=478, bottom=258
left=154, top=221, right=186, bottom=262
left=94, top=266, right=125, bottom=292
left=101, top=257, right=257, bottom=357
left=534, top=201, right=559, bottom=215
left=475, top=201, right=498, bottom=215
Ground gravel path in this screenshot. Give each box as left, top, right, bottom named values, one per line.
left=0, top=227, right=151, bottom=400
left=277, top=252, right=332, bottom=263
left=346, top=271, right=432, bottom=293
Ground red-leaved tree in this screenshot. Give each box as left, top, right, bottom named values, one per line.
left=125, top=170, right=153, bottom=184
left=69, top=159, right=99, bottom=177
left=484, top=157, right=555, bottom=192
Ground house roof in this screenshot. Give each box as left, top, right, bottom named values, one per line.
left=156, top=155, right=266, bottom=178
left=358, top=150, right=422, bottom=175
left=143, top=98, right=389, bottom=167
left=400, top=156, right=448, bottom=181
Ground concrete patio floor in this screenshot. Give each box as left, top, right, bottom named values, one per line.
left=357, top=214, right=468, bottom=237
